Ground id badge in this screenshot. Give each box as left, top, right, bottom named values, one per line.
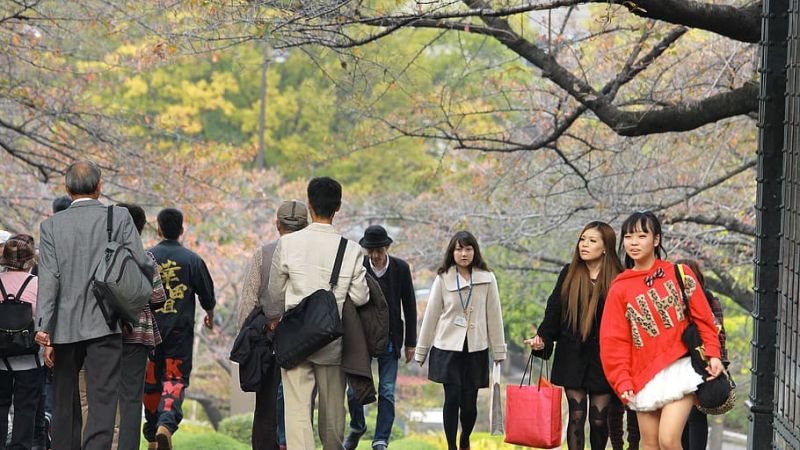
left=454, top=315, right=468, bottom=328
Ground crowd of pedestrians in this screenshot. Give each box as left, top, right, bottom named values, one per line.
left=0, top=160, right=730, bottom=450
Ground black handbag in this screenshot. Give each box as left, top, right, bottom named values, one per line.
left=273, top=237, right=348, bottom=369
left=674, top=264, right=735, bottom=415
left=0, top=275, right=39, bottom=357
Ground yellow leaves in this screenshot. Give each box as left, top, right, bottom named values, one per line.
left=11, top=35, right=20, bottom=46
left=123, top=77, right=149, bottom=98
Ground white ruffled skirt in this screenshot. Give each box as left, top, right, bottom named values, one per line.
left=628, top=357, right=703, bottom=412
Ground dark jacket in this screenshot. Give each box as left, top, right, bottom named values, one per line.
left=533, top=264, right=612, bottom=393
left=342, top=297, right=376, bottom=405
left=361, top=274, right=390, bottom=357
left=230, top=307, right=273, bottom=392
left=364, top=255, right=417, bottom=357
left=149, top=240, right=216, bottom=334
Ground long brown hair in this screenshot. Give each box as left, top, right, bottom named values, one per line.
left=437, top=231, right=490, bottom=274
left=561, top=222, right=623, bottom=341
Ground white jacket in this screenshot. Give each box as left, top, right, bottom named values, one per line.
left=415, top=266, right=506, bottom=363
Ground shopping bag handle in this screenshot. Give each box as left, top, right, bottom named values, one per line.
left=519, top=351, right=550, bottom=390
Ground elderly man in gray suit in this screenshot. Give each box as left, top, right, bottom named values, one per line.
left=35, top=160, right=153, bottom=450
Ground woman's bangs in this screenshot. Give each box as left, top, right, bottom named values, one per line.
left=622, top=214, right=653, bottom=236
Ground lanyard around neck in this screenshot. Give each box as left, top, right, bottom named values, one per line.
left=456, top=270, right=474, bottom=311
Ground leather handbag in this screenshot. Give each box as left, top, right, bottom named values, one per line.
left=273, top=237, right=348, bottom=369
left=674, top=264, right=735, bottom=415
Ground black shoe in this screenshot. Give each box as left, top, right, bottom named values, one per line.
left=343, top=430, right=365, bottom=450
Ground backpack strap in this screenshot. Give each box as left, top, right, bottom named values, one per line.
left=107, top=206, right=114, bottom=242
left=1, top=358, right=12, bottom=372
left=14, top=275, right=34, bottom=301
left=329, top=238, right=348, bottom=289
left=0, top=278, right=7, bottom=301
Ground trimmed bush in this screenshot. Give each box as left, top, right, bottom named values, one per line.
left=218, top=412, right=254, bottom=445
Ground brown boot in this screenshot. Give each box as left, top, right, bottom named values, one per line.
left=155, top=425, right=172, bottom=450
left=147, top=442, right=157, bottom=450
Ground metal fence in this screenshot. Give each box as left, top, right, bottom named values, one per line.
left=774, top=2, right=800, bottom=448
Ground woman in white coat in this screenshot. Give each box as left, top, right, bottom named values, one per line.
left=415, top=231, right=507, bottom=450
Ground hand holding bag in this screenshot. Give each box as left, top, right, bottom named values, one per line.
left=489, top=362, right=504, bottom=436
left=674, top=264, right=735, bottom=415
left=505, top=352, right=562, bottom=448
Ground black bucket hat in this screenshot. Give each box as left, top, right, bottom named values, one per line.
left=359, top=225, right=393, bottom=249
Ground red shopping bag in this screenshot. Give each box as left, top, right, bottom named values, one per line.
left=505, top=352, right=562, bottom=448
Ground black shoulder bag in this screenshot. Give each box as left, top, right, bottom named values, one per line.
left=273, top=238, right=348, bottom=369
left=674, top=264, right=735, bottom=415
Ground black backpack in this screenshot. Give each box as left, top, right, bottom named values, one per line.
left=0, top=275, right=39, bottom=357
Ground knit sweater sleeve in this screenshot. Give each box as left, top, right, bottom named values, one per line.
left=682, top=266, right=721, bottom=360
left=599, top=282, right=635, bottom=399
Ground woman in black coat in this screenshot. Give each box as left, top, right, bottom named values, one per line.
left=524, top=221, right=623, bottom=450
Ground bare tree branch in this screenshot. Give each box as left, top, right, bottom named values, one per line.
left=460, top=0, right=757, bottom=136
left=665, top=214, right=755, bottom=236
left=599, top=0, right=762, bottom=44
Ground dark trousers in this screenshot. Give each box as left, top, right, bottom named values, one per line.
left=118, top=344, right=149, bottom=450
left=143, top=329, right=193, bottom=442
left=32, top=370, right=52, bottom=450
left=346, top=353, right=399, bottom=445
left=52, top=334, right=122, bottom=450
left=681, top=407, right=708, bottom=450
left=0, top=367, right=46, bottom=450
left=252, top=362, right=281, bottom=450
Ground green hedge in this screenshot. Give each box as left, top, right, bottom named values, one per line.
left=173, top=432, right=250, bottom=449
left=218, top=412, right=253, bottom=445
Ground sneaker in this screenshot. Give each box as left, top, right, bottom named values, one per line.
left=343, top=430, right=365, bottom=450
left=373, top=444, right=388, bottom=450
left=155, top=425, right=172, bottom=450
left=147, top=442, right=158, bottom=450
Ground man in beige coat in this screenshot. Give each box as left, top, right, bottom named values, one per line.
left=268, top=177, right=369, bottom=450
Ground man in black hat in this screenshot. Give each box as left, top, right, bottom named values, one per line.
left=344, top=225, right=417, bottom=450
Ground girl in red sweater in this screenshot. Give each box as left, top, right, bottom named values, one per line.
left=599, top=211, right=723, bottom=450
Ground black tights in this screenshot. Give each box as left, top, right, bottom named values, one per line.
left=565, top=388, right=612, bottom=450
left=442, top=384, right=478, bottom=450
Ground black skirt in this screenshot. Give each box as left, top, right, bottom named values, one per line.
left=551, top=340, right=612, bottom=394
left=427, top=341, right=490, bottom=390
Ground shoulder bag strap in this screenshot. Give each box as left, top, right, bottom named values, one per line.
left=107, top=206, right=114, bottom=242
left=0, top=277, right=8, bottom=300
left=329, top=237, right=349, bottom=288
left=674, top=264, right=691, bottom=318
left=14, top=275, right=34, bottom=300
